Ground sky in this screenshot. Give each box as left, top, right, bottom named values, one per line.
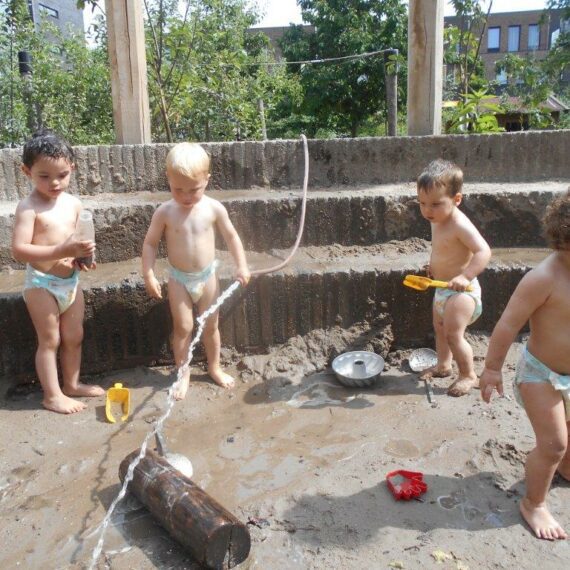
left=253, top=0, right=548, bottom=28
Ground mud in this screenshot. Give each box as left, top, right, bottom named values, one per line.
left=1, top=333, right=569, bottom=569
left=238, top=315, right=394, bottom=388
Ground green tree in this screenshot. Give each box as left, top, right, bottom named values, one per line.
left=278, top=0, right=408, bottom=138
left=442, top=1, right=506, bottom=134
left=142, top=0, right=299, bottom=142
left=0, top=0, right=114, bottom=146
left=444, top=0, right=491, bottom=101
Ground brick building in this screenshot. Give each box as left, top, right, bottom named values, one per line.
left=444, top=8, right=568, bottom=85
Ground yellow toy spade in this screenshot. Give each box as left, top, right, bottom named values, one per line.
left=403, top=274, right=473, bottom=292
left=105, top=383, right=130, bottom=423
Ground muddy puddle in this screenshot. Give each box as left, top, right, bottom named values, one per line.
left=0, top=363, right=440, bottom=569
left=1, top=336, right=569, bottom=569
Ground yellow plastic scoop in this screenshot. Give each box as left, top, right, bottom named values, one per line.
left=403, top=275, right=472, bottom=292
left=105, top=382, right=130, bottom=423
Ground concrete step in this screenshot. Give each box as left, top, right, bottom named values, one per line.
left=1, top=182, right=566, bottom=267
left=2, top=131, right=569, bottom=200
left=0, top=243, right=548, bottom=380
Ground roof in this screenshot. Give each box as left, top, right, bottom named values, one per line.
left=443, top=94, right=569, bottom=113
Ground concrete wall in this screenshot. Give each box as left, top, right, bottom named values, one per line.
left=2, top=130, right=569, bottom=200
left=1, top=186, right=563, bottom=268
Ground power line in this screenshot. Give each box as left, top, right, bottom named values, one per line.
left=220, top=47, right=395, bottom=68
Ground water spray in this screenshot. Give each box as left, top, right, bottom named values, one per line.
left=88, top=134, right=310, bottom=568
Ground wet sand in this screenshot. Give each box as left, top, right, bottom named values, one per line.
left=0, top=333, right=569, bottom=569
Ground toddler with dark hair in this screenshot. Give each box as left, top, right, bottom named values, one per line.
left=11, top=130, right=103, bottom=414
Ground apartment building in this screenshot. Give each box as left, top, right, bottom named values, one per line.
left=28, top=0, right=84, bottom=37
left=444, top=8, right=568, bottom=85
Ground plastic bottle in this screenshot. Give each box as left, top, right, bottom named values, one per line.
left=74, top=209, right=95, bottom=266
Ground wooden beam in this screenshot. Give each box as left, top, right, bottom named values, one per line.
left=105, top=0, right=151, bottom=144
left=120, top=449, right=251, bottom=569
left=407, top=0, right=444, bottom=136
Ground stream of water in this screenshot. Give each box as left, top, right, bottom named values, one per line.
left=88, top=280, right=240, bottom=569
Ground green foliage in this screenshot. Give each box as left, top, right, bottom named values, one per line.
left=443, top=0, right=490, bottom=102
left=278, top=0, right=408, bottom=138
left=143, top=0, right=299, bottom=142
left=546, top=0, right=570, bottom=17
left=0, top=0, right=113, bottom=146
left=445, top=88, right=504, bottom=133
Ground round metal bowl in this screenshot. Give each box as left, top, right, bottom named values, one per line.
left=332, top=351, right=385, bottom=388
left=408, top=348, right=437, bottom=373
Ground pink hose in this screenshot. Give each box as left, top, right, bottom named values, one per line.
left=250, top=134, right=309, bottom=276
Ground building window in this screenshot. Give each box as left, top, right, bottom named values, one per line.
left=488, top=27, right=501, bottom=52
left=39, top=3, right=59, bottom=18
left=496, top=69, right=508, bottom=85
left=508, top=25, right=520, bottom=52
left=528, top=24, right=540, bottom=50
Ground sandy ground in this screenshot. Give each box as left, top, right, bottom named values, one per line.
left=1, top=329, right=569, bottom=570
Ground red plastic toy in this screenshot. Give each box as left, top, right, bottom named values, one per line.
left=386, top=470, right=428, bottom=501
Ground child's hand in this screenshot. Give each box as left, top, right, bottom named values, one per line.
left=74, top=259, right=97, bottom=272
left=60, top=235, right=96, bottom=259
left=479, top=367, right=503, bottom=403
left=447, top=274, right=471, bottom=291
left=235, top=266, right=251, bottom=287
left=144, top=273, right=163, bottom=299
left=423, top=263, right=432, bottom=278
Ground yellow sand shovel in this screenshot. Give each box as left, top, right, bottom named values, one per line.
left=403, top=275, right=473, bottom=292
left=105, top=382, right=130, bottom=423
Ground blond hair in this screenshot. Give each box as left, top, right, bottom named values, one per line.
left=166, top=142, right=210, bottom=178
left=417, top=159, right=464, bottom=197
left=543, top=190, right=570, bottom=250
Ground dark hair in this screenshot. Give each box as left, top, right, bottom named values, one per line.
left=417, top=159, right=463, bottom=197
left=543, top=190, right=570, bottom=250
left=22, top=129, right=74, bottom=168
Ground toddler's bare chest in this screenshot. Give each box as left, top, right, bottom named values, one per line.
left=169, top=218, right=214, bottom=238
left=431, top=231, right=464, bottom=255
left=35, top=210, right=75, bottom=239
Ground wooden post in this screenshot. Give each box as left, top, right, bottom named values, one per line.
left=407, top=0, right=444, bottom=135
left=258, top=98, right=267, bottom=140
left=105, top=0, right=152, bottom=144
left=119, top=448, right=251, bottom=569
left=383, top=49, right=398, bottom=136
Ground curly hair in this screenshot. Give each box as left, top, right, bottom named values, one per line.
left=22, top=129, right=74, bottom=168
left=417, top=159, right=464, bottom=197
left=543, top=190, right=570, bottom=250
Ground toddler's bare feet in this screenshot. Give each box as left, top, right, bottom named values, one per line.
left=64, top=383, right=105, bottom=398
left=208, top=367, right=235, bottom=389
left=520, top=497, right=568, bottom=540
left=419, top=365, right=452, bottom=380
left=43, top=394, right=87, bottom=414
left=447, top=375, right=479, bottom=397
left=173, top=368, right=190, bottom=400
